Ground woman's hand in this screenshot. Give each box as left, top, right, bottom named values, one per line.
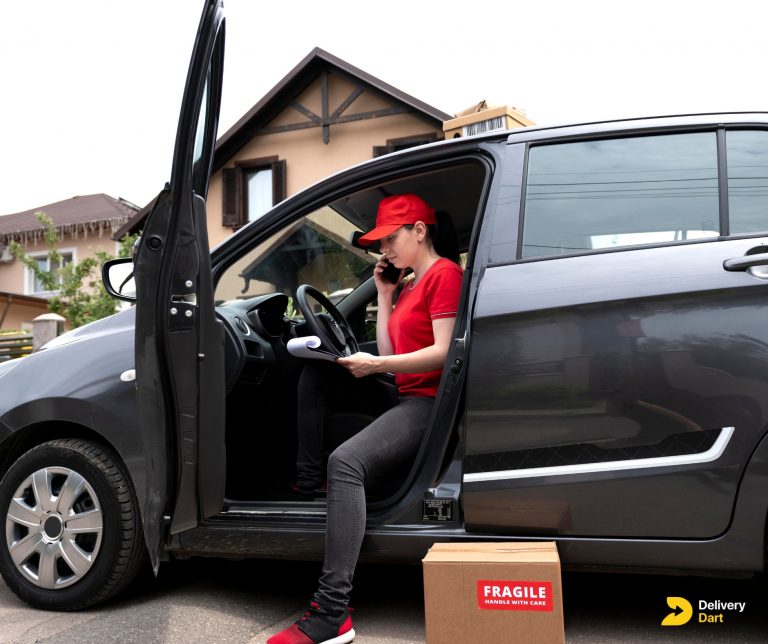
left=337, top=352, right=384, bottom=378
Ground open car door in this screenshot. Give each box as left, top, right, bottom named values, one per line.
left=133, top=0, right=226, bottom=571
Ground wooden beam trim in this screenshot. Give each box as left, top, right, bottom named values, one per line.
left=330, top=87, right=364, bottom=120
left=334, top=106, right=410, bottom=123
left=257, top=106, right=412, bottom=135
left=289, top=101, right=321, bottom=124
left=321, top=70, right=330, bottom=144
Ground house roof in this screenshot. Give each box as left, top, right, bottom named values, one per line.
left=0, top=194, right=140, bottom=246
left=0, top=291, right=48, bottom=306
left=213, top=47, right=452, bottom=170
left=111, top=195, right=156, bottom=241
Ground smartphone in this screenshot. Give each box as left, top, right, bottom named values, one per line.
left=380, top=259, right=401, bottom=284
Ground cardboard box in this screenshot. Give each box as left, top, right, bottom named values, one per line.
left=422, top=542, right=564, bottom=644
left=442, top=105, right=535, bottom=139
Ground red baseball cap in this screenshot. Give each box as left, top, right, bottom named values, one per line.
left=358, top=194, right=435, bottom=246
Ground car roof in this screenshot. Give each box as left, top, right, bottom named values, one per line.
left=316, top=111, right=768, bottom=164
left=505, top=111, right=768, bottom=144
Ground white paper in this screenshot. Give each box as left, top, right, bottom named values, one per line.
left=287, top=335, right=339, bottom=361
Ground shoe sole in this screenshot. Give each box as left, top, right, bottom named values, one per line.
left=322, top=628, right=355, bottom=644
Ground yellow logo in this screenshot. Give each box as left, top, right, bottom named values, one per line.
left=662, top=596, right=693, bottom=626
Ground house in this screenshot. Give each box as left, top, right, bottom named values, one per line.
left=0, top=193, right=139, bottom=329
left=115, top=47, right=453, bottom=247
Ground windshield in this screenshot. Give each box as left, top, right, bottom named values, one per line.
left=214, top=205, right=374, bottom=308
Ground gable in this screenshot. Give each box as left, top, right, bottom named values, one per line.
left=265, top=72, right=399, bottom=133
left=214, top=47, right=450, bottom=167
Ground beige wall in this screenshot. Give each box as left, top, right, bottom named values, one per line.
left=0, top=235, right=118, bottom=299
left=207, top=76, right=442, bottom=248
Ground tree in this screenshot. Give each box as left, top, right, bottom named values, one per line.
left=9, top=212, right=138, bottom=328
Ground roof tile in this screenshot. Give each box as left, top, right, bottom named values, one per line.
left=0, top=194, right=139, bottom=245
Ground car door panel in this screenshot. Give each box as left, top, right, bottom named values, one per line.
left=134, top=0, right=225, bottom=570
left=463, top=238, right=768, bottom=538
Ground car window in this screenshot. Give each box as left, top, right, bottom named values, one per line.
left=214, top=205, right=374, bottom=310
left=726, top=130, right=768, bottom=235
left=191, top=78, right=209, bottom=192
left=521, top=133, right=720, bottom=258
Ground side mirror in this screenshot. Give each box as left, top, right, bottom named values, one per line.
left=102, top=257, right=136, bottom=302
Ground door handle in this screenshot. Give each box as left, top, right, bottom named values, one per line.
left=723, top=251, right=768, bottom=272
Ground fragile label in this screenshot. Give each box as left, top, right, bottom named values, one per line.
left=477, top=580, right=553, bottom=611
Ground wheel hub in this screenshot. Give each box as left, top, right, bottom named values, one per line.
left=4, top=466, right=103, bottom=589
left=42, top=513, right=64, bottom=541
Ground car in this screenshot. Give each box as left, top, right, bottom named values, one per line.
left=2, top=0, right=768, bottom=611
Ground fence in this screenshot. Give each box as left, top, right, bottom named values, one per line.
left=0, top=333, right=34, bottom=362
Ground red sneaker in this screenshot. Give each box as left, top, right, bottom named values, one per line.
left=267, top=602, right=354, bottom=644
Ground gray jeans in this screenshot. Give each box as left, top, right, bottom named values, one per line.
left=313, top=395, right=434, bottom=611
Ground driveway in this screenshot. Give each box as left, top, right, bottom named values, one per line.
left=1, top=558, right=765, bottom=643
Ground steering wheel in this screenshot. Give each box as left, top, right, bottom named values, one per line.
left=295, top=285, right=359, bottom=357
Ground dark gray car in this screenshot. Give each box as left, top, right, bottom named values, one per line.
left=1, top=0, right=767, bottom=610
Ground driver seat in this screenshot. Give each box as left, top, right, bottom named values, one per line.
left=321, top=378, right=405, bottom=500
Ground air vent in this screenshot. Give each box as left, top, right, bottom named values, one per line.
left=233, top=316, right=250, bottom=335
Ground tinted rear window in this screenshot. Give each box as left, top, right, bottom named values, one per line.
left=522, top=133, right=719, bottom=258
left=727, top=130, right=768, bottom=235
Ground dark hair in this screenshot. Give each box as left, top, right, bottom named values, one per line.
left=406, top=211, right=460, bottom=263
left=435, top=211, right=461, bottom=264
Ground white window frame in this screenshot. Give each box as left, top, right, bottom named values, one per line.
left=24, top=247, right=77, bottom=296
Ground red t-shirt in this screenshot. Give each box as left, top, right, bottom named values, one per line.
left=387, top=258, right=463, bottom=397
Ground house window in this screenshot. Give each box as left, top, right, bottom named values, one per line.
left=462, top=116, right=505, bottom=137
left=246, top=167, right=274, bottom=222
left=25, top=249, right=75, bottom=295
left=222, top=157, right=286, bottom=228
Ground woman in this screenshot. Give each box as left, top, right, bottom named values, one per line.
left=268, top=193, right=463, bottom=644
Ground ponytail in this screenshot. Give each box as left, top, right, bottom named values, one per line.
left=429, top=211, right=460, bottom=264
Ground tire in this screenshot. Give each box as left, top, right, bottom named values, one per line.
left=0, top=439, right=146, bottom=610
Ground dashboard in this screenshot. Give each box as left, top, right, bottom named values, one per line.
left=215, top=292, right=301, bottom=392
